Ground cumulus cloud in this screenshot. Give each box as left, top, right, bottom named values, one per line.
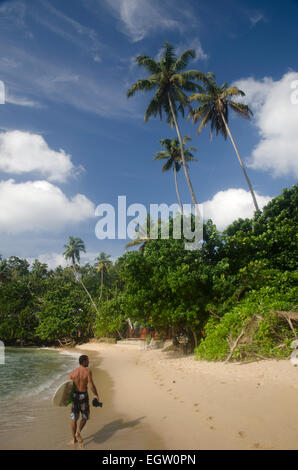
left=104, top=0, right=181, bottom=41
left=0, top=179, right=95, bottom=233
left=203, top=188, right=272, bottom=231
left=233, top=72, right=298, bottom=178
left=0, top=131, right=79, bottom=182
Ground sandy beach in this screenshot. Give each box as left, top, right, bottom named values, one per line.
left=2, top=342, right=298, bottom=450
left=75, top=342, right=298, bottom=450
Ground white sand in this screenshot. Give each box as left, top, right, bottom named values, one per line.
left=77, top=342, right=298, bottom=450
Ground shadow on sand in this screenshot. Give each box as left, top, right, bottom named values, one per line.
left=84, top=417, right=146, bottom=446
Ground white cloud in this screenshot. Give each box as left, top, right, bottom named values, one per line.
left=0, top=1, right=26, bottom=28
left=176, top=38, right=208, bottom=61
left=0, top=131, right=79, bottom=182
left=203, top=188, right=272, bottom=231
left=28, top=251, right=119, bottom=269
left=5, top=92, right=41, bottom=108
left=28, top=253, right=68, bottom=270
left=249, top=13, right=265, bottom=28
left=104, top=0, right=181, bottom=41
left=233, top=72, right=298, bottom=178
left=0, top=41, right=139, bottom=119
left=234, top=76, right=273, bottom=111
left=0, top=179, right=95, bottom=234
left=28, top=251, right=100, bottom=270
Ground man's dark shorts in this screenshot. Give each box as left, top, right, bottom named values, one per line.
left=71, top=392, right=90, bottom=421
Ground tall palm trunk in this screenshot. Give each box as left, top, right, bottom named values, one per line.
left=173, top=164, right=183, bottom=214
left=99, top=269, right=104, bottom=302
left=220, top=112, right=259, bottom=212
left=168, top=92, right=198, bottom=206
left=71, top=265, right=100, bottom=316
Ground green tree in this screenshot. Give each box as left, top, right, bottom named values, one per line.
left=63, top=236, right=99, bottom=316
left=94, top=252, right=112, bottom=301
left=127, top=41, right=204, bottom=206
left=0, top=280, right=39, bottom=344
left=190, top=73, right=259, bottom=211
left=153, top=136, right=197, bottom=213
left=36, top=280, right=94, bottom=344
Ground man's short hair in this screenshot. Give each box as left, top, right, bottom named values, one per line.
left=79, top=355, right=88, bottom=365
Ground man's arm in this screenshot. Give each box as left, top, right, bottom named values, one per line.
left=88, top=370, right=99, bottom=399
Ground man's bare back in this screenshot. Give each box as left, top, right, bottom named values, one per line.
left=69, top=357, right=98, bottom=397
left=69, top=366, right=90, bottom=393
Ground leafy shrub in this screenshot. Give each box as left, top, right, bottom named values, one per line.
left=195, top=283, right=298, bottom=361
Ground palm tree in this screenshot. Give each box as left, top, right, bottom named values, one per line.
left=190, top=73, right=259, bottom=211
left=125, top=215, right=162, bottom=253
left=94, top=252, right=112, bottom=301
left=127, top=41, right=204, bottom=207
left=63, top=236, right=99, bottom=315
left=153, top=136, right=197, bottom=213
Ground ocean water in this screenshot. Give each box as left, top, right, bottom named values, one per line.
left=0, top=347, right=80, bottom=433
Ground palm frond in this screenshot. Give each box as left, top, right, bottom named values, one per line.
left=174, top=49, right=196, bottom=72
left=127, top=78, right=157, bottom=98
left=135, top=55, right=161, bottom=74
left=162, top=159, right=174, bottom=172
left=221, top=86, right=245, bottom=99
left=153, top=150, right=170, bottom=160
left=163, top=41, right=176, bottom=69
left=144, top=97, right=160, bottom=122
left=125, top=239, right=144, bottom=249
left=228, top=101, right=253, bottom=119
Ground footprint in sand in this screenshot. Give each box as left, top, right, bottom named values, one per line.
left=194, top=403, right=199, bottom=407
left=253, top=443, right=260, bottom=449
left=238, top=431, right=246, bottom=438
left=210, top=426, right=214, bottom=430
left=207, top=416, right=214, bottom=421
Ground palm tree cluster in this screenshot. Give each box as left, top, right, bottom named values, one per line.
left=127, top=41, right=259, bottom=215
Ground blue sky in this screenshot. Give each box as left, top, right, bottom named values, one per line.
left=0, top=0, right=297, bottom=267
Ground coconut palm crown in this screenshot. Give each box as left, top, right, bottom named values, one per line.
left=190, top=73, right=259, bottom=211
left=153, top=136, right=197, bottom=213
left=63, top=236, right=86, bottom=266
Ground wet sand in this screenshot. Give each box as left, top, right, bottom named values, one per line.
left=1, top=348, right=164, bottom=450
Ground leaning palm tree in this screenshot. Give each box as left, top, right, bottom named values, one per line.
left=189, top=73, right=259, bottom=211
left=63, top=236, right=99, bottom=315
left=153, top=136, right=197, bottom=213
left=127, top=41, right=205, bottom=206
left=125, top=214, right=153, bottom=254
left=94, top=252, right=112, bottom=302
left=125, top=214, right=162, bottom=254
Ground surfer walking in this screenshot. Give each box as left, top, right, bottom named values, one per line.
left=68, top=354, right=99, bottom=445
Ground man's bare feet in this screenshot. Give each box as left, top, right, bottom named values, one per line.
left=70, top=437, right=77, bottom=445
left=75, top=432, right=83, bottom=444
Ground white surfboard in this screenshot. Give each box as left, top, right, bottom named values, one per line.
left=52, top=380, right=74, bottom=406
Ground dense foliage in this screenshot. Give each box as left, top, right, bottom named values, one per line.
left=0, top=185, right=297, bottom=360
